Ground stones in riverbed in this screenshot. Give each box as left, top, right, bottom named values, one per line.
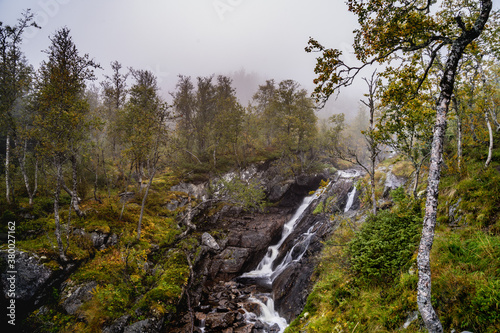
left=193, top=281, right=279, bottom=332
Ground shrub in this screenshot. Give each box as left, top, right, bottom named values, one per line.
left=347, top=189, right=422, bottom=284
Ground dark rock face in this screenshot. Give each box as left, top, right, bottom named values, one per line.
left=202, top=210, right=291, bottom=283
left=277, top=173, right=329, bottom=208
left=102, top=315, right=131, bottom=333
left=123, top=318, right=164, bottom=333
left=0, top=250, right=79, bottom=327
left=72, top=228, right=118, bottom=250
left=0, top=251, right=53, bottom=302
left=164, top=169, right=363, bottom=332
left=60, top=281, right=97, bottom=316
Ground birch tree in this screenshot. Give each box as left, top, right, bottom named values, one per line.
left=306, top=1, right=494, bottom=331
left=33, top=27, right=99, bottom=261
left=0, top=10, right=38, bottom=204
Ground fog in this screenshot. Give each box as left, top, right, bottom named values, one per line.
left=2, top=0, right=499, bottom=120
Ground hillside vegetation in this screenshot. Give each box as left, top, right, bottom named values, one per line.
left=287, top=134, right=500, bottom=333
left=1, top=2, right=500, bottom=332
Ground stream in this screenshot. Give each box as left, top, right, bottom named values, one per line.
left=239, top=191, right=323, bottom=331
left=196, top=169, right=361, bottom=333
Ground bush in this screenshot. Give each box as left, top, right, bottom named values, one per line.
left=347, top=189, right=422, bottom=284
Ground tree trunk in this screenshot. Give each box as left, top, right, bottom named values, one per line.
left=137, top=166, right=156, bottom=240
left=32, top=158, right=38, bottom=206
left=93, top=153, right=101, bottom=203
left=119, top=162, right=135, bottom=221
left=102, top=149, right=110, bottom=198
left=54, top=157, right=68, bottom=262
left=17, top=138, right=36, bottom=206
left=67, top=156, right=83, bottom=217
left=370, top=169, right=376, bottom=215
left=5, top=134, right=11, bottom=204
left=484, top=109, right=493, bottom=168
left=417, top=3, right=492, bottom=332
left=457, top=113, right=463, bottom=173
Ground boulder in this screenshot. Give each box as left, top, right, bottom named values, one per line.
left=170, top=182, right=208, bottom=200
left=383, top=170, right=407, bottom=198
left=119, top=192, right=135, bottom=203
left=0, top=250, right=53, bottom=301
left=202, top=232, right=220, bottom=251
left=205, top=311, right=237, bottom=329
left=448, top=198, right=463, bottom=226
left=217, top=247, right=251, bottom=274
left=60, top=281, right=97, bottom=315
left=123, top=318, right=163, bottom=333
left=73, top=229, right=118, bottom=250
left=102, top=314, right=130, bottom=333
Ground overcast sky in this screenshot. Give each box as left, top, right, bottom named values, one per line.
left=1, top=0, right=499, bottom=118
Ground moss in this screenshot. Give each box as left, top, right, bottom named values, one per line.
left=73, top=248, right=125, bottom=285
left=392, top=160, right=414, bottom=178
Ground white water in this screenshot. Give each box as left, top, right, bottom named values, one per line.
left=344, top=187, right=357, bottom=212
left=337, top=169, right=360, bottom=178
left=241, top=188, right=326, bottom=332
left=247, top=297, right=288, bottom=332
left=241, top=192, right=321, bottom=281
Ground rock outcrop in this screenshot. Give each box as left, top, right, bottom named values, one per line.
left=60, top=280, right=97, bottom=316
left=166, top=168, right=362, bottom=332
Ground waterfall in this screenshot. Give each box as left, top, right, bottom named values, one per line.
left=240, top=188, right=325, bottom=332
left=344, top=186, right=357, bottom=212
left=192, top=169, right=363, bottom=333
left=247, top=297, right=288, bottom=332
left=242, top=191, right=321, bottom=281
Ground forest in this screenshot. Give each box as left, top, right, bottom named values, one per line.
left=1, top=1, right=500, bottom=332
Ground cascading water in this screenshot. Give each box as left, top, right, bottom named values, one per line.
left=187, top=169, right=364, bottom=333
left=344, top=186, right=357, bottom=212
left=240, top=188, right=327, bottom=332
left=242, top=193, right=320, bottom=282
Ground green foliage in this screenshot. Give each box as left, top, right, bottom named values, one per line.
left=431, top=229, right=500, bottom=332
left=73, top=249, right=125, bottom=285
left=456, top=165, right=500, bottom=230
left=347, top=189, right=422, bottom=284
left=215, top=175, right=267, bottom=211
left=287, top=213, right=421, bottom=333
left=25, top=306, right=76, bottom=333
left=91, top=283, right=131, bottom=319
left=138, top=251, right=190, bottom=316
left=0, top=209, right=16, bottom=224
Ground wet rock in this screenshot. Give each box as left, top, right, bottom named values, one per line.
left=123, top=317, right=163, bottom=333
left=0, top=250, right=53, bottom=301
left=251, top=320, right=280, bottom=333
left=60, top=281, right=97, bottom=315
left=119, top=191, right=135, bottom=203
left=383, top=170, right=407, bottom=198
left=234, top=324, right=254, bottom=333
left=202, top=232, right=220, bottom=251
left=205, top=311, right=237, bottom=329
left=448, top=198, right=462, bottom=226
left=171, top=182, right=208, bottom=200
left=218, top=247, right=251, bottom=274
left=73, top=229, right=118, bottom=250
left=102, top=314, right=130, bottom=333
left=268, top=323, right=281, bottom=332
